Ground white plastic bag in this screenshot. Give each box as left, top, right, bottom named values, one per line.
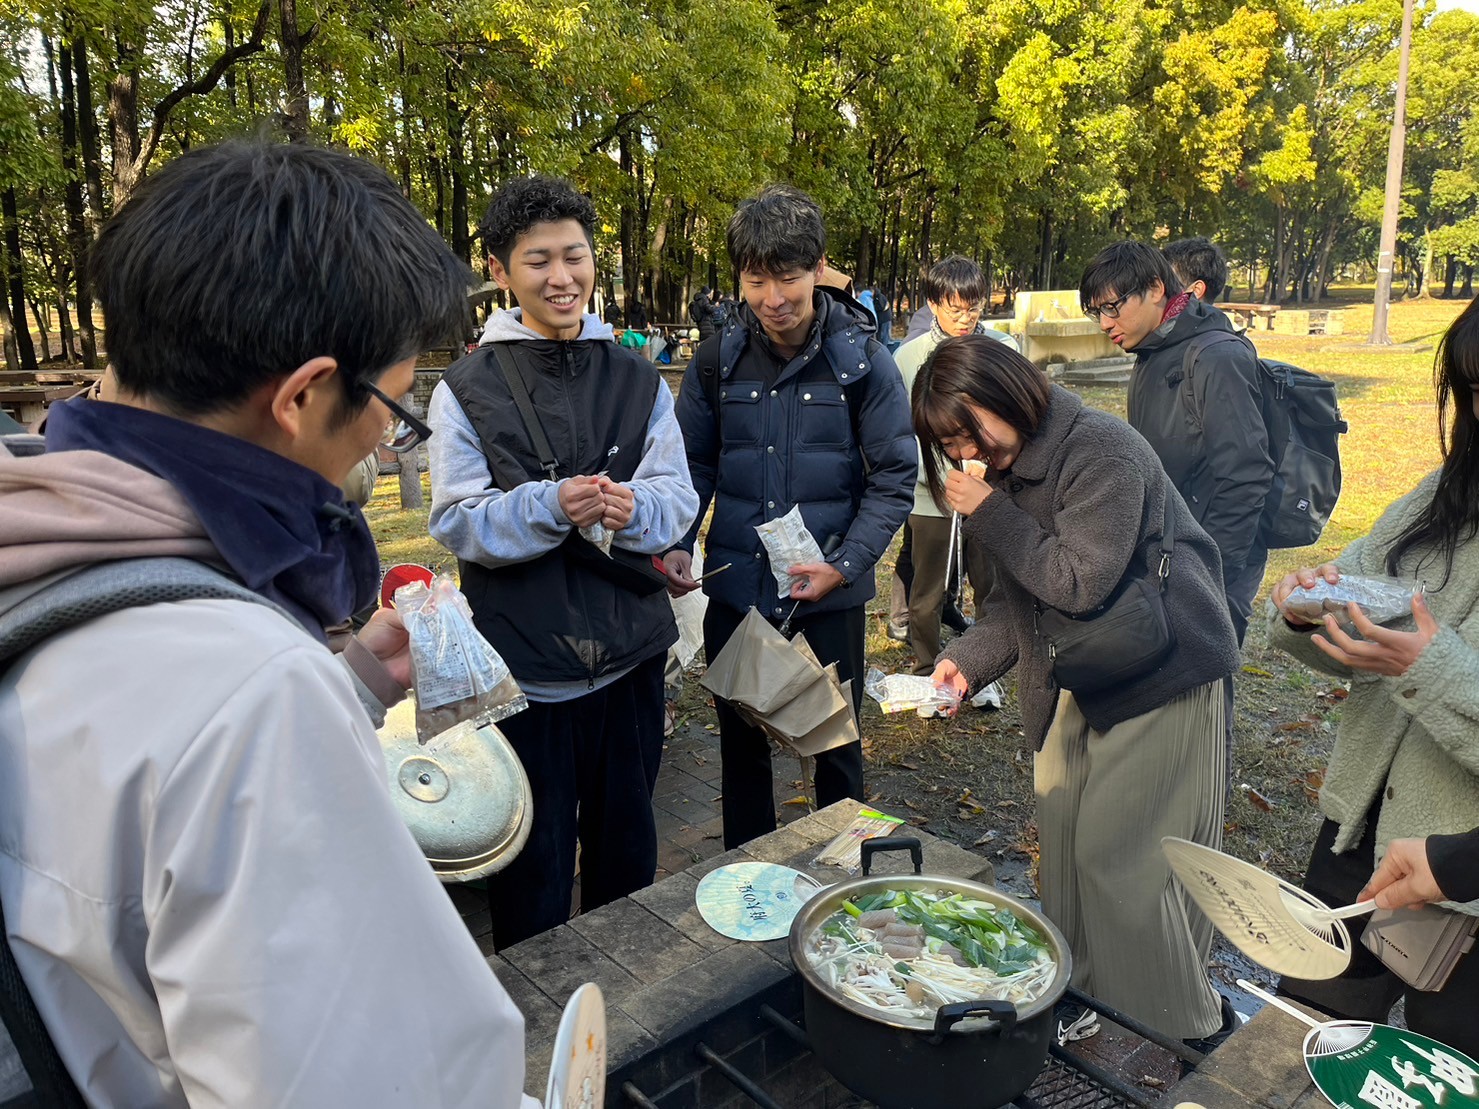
left=396, top=574, right=528, bottom=741
left=1284, top=574, right=1422, bottom=627
left=671, top=544, right=708, bottom=668
left=863, top=668, right=964, bottom=715
left=755, top=505, right=824, bottom=599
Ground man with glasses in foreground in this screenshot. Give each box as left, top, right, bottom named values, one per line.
left=1079, top=241, right=1273, bottom=646
left=0, top=141, right=535, bottom=1105
left=891, top=256, right=1014, bottom=706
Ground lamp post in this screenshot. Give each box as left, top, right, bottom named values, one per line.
left=1369, top=0, right=1416, bottom=346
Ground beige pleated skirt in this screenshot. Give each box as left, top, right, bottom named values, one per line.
left=1034, top=680, right=1226, bottom=1040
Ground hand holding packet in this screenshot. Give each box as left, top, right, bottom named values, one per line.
left=1284, top=573, right=1422, bottom=627
left=395, top=574, right=528, bottom=741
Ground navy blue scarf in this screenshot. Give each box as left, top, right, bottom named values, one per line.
left=46, top=399, right=380, bottom=641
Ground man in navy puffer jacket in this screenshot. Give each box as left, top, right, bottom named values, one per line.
left=664, top=185, right=916, bottom=848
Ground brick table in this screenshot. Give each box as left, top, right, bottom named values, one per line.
left=1167, top=997, right=1329, bottom=1107
left=488, top=799, right=994, bottom=1105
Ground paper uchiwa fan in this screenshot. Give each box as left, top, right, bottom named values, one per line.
left=1161, top=837, right=1358, bottom=980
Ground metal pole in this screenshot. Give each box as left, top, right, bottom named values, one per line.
left=1369, top=0, right=1416, bottom=346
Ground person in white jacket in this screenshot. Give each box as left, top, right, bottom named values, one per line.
left=0, top=141, right=535, bottom=1107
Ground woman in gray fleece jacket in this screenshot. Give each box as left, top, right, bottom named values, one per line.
left=1269, top=296, right=1479, bottom=1055
left=914, top=335, right=1240, bottom=1046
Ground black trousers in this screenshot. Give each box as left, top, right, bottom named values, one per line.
left=704, top=602, right=866, bottom=849
left=485, top=653, right=666, bottom=950
left=1280, top=817, right=1479, bottom=1057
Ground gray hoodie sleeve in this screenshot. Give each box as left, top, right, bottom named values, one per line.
left=612, top=381, right=700, bottom=554
left=426, top=381, right=574, bottom=567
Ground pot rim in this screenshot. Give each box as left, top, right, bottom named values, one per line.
left=788, top=871, right=1073, bottom=1034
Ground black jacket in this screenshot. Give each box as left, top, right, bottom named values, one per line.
left=440, top=341, right=677, bottom=683
left=674, top=287, right=916, bottom=618
left=940, top=386, right=1239, bottom=748
left=1128, top=297, right=1274, bottom=587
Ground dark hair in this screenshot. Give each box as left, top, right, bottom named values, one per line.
left=912, top=334, right=1052, bottom=509
left=921, top=255, right=987, bottom=307
left=1385, top=296, right=1479, bottom=585
left=93, top=141, right=470, bottom=418
left=1163, top=237, right=1228, bottom=301
left=1079, top=240, right=1182, bottom=307
left=479, top=175, right=596, bottom=269
left=727, top=184, right=825, bottom=275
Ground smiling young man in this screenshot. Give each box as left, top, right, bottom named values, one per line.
left=664, top=184, right=915, bottom=848
left=1080, top=241, right=1274, bottom=646
left=0, top=142, right=533, bottom=1106
left=428, top=175, right=698, bottom=948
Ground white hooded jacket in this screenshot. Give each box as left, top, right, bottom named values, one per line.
left=0, top=437, right=536, bottom=1108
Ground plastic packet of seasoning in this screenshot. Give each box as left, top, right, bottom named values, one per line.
left=396, top=574, right=528, bottom=741
left=812, top=807, right=908, bottom=874
left=863, top=668, right=964, bottom=716
left=1283, top=574, right=1423, bottom=627
left=581, top=521, right=614, bottom=556
left=755, top=505, right=825, bottom=599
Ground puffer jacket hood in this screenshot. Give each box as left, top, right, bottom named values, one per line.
left=478, top=308, right=615, bottom=345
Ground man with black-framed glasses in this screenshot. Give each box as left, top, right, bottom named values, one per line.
left=1078, top=241, right=1273, bottom=648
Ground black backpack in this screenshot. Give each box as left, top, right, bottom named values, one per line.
left=1182, top=335, right=1349, bottom=550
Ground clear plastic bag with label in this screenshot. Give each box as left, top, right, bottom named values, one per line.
left=863, top=667, right=964, bottom=715
left=1283, top=574, right=1423, bottom=627
left=811, top=807, right=907, bottom=873
left=755, top=505, right=825, bottom=599
left=396, top=574, right=528, bottom=741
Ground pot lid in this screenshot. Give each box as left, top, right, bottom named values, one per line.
left=378, top=702, right=532, bottom=882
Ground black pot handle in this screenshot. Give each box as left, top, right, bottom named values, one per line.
left=860, top=836, right=923, bottom=876
left=930, top=999, right=1019, bottom=1043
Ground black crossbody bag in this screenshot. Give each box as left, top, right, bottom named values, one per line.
left=1033, top=498, right=1176, bottom=695
left=491, top=344, right=668, bottom=597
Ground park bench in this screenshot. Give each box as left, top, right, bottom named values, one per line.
left=1221, top=302, right=1281, bottom=331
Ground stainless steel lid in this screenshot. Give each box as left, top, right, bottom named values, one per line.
left=379, top=704, right=532, bottom=882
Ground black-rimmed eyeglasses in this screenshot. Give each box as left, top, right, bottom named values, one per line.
left=1083, top=290, right=1139, bottom=321
left=362, top=380, right=433, bottom=453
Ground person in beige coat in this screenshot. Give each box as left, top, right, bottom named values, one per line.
left=1269, top=294, right=1479, bottom=1055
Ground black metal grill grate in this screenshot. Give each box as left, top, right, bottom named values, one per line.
left=1013, top=1051, right=1143, bottom=1109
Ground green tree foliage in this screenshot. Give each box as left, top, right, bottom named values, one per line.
left=2, top=0, right=1477, bottom=366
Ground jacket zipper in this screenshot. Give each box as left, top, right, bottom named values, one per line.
left=561, top=340, right=598, bottom=689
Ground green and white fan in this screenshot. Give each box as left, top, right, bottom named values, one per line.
left=1162, top=837, right=1376, bottom=980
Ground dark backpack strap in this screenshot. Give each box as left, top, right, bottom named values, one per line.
left=489, top=342, right=561, bottom=481
left=0, top=900, right=85, bottom=1107
left=1157, top=493, right=1177, bottom=591
left=1178, top=331, right=1254, bottom=429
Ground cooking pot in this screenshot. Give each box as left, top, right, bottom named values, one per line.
left=788, top=838, right=1071, bottom=1109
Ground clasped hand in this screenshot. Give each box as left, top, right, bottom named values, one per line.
left=1271, top=564, right=1437, bottom=677
left=943, top=470, right=991, bottom=516
left=558, top=474, right=635, bottom=531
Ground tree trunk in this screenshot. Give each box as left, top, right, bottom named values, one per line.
left=2, top=187, right=38, bottom=372
left=73, top=36, right=107, bottom=228
left=397, top=393, right=425, bottom=509
left=58, top=41, right=97, bottom=366
left=108, top=49, right=143, bottom=209
left=396, top=41, right=413, bottom=199
left=1460, top=264, right=1474, bottom=299
left=1443, top=255, right=1457, bottom=298
left=619, top=132, right=641, bottom=320
left=224, top=21, right=237, bottom=109
left=279, top=0, right=310, bottom=140
left=1037, top=209, right=1054, bottom=291
left=28, top=298, right=53, bottom=362
left=445, top=63, right=469, bottom=264
left=56, top=283, right=76, bottom=363
left=1, top=297, right=18, bottom=373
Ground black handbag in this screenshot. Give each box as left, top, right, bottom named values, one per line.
left=491, top=344, right=669, bottom=597
left=1033, top=498, right=1176, bottom=695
